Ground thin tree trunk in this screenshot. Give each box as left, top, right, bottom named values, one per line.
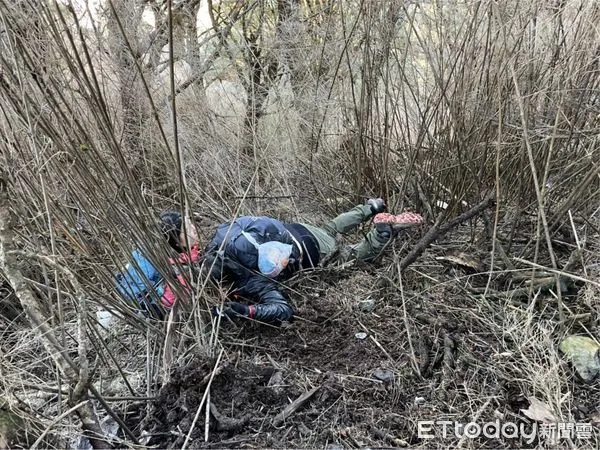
left=0, top=171, right=108, bottom=449
left=107, top=0, right=146, bottom=168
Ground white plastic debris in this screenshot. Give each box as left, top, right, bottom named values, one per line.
left=359, top=298, right=375, bottom=313
left=355, top=332, right=368, bottom=340
left=96, top=309, right=115, bottom=328
left=100, top=415, right=119, bottom=440
left=414, top=396, right=426, bottom=406
left=71, top=434, right=93, bottom=450
left=372, top=369, right=394, bottom=382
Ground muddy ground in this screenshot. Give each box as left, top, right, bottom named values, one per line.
left=2, top=216, right=598, bottom=448
left=128, top=223, right=600, bottom=449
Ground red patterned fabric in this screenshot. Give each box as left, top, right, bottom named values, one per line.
left=160, top=245, right=201, bottom=308
left=373, top=211, right=424, bottom=225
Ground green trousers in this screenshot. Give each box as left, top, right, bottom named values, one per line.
left=300, top=205, right=391, bottom=263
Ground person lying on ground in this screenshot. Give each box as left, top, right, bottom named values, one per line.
left=114, top=212, right=200, bottom=319
left=162, top=199, right=423, bottom=325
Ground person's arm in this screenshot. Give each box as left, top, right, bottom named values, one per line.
left=237, top=274, right=293, bottom=323
left=216, top=272, right=293, bottom=324
left=159, top=246, right=202, bottom=308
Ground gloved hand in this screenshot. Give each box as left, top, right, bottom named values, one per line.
left=367, top=198, right=386, bottom=215
left=212, top=302, right=254, bottom=322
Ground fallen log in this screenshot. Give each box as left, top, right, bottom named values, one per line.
left=272, top=385, right=320, bottom=427
left=400, top=192, right=496, bottom=271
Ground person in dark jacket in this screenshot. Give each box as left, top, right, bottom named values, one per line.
left=162, top=199, right=423, bottom=324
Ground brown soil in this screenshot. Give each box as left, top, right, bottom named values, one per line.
left=137, top=227, right=600, bottom=449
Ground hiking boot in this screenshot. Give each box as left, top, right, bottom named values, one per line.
left=373, top=211, right=423, bottom=235
left=367, top=198, right=386, bottom=215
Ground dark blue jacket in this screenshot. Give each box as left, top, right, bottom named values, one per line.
left=204, top=216, right=319, bottom=323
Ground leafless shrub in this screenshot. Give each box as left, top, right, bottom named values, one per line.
left=0, top=0, right=599, bottom=447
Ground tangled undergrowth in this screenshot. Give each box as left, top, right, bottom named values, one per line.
left=1, top=0, right=600, bottom=448
left=1, top=209, right=600, bottom=449
left=44, top=215, right=596, bottom=449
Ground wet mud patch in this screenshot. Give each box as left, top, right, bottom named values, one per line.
left=143, top=358, right=305, bottom=448
left=138, top=239, right=600, bottom=449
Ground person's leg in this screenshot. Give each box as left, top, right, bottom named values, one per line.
left=301, top=200, right=387, bottom=263
left=333, top=210, right=423, bottom=263
left=321, top=204, right=374, bottom=238
left=341, top=225, right=394, bottom=262
left=300, top=223, right=337, bottom=255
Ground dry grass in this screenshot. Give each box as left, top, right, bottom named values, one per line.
left=0, top=0, right=599, bottom=447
